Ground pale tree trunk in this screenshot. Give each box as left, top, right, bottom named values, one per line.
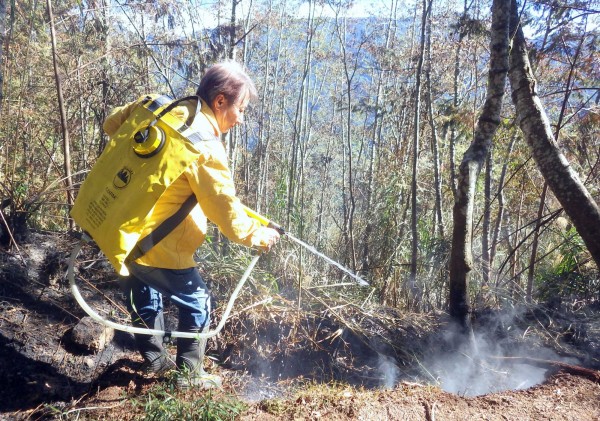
left=359, top=68, right=382, bottom=271
left=98, top=0, right=111, bottom=154
left=408, top=0, right=431, bottom=307
left=257, top=0, right=286, bottom=215
left=316, top=135, right=334, bottom=249
left=490, top=133, right=517, bottom=277
left=239, top=2, right=254, bottom=198
left=425, top=9, right=445, bottom=239
left=47, top=0, right=74, bottom=230
left=228, top=0, right=238, bottom=59
left=334, top=14, right=360, bottom=270
left=316, top=81, right=340, bottom=252
left=449, top=39, right=460, bottom=198
left=0, top=0, right=7, bottom=112
left=509, top=176, right=525, bottom=293
left=508, top=0, right=600, bottom=269
left=449, top=0, right=510, bottom=328
left=526, top=182, right=547, bottom=301
left=481, top=150, right=492, bottom=286
left=449, top=0, right=472, bottom=199
left=361, top=0, right=396, bottom=271
left=286, top=0, right=314, bottom=229
left=494, top=168, right=525, bottom=291
left=226, top=0, right=239, bottom=173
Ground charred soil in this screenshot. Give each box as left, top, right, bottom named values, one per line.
left=1, top=232, right=599, bottom=420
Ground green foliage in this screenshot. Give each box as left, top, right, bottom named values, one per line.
left=555, top=228, right=585, bottom=272
left=133, top=381, right=246, bottom=421
left=537, top=270, right=596, bottom=304
left=535, top=228, right=598, bottom=303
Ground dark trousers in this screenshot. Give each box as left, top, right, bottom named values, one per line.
left=123, top=263, right=211, bottom=333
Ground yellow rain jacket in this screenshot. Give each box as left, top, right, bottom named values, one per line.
left=102, top=95, right=268, bottom=270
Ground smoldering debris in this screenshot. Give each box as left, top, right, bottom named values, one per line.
left=214, top=293, right=597, bottom=397
left=423, top=332, right=551, bottom=396
left=215, top=304, right=440, bottom=388
left=421, top=308, right=581, bottom=396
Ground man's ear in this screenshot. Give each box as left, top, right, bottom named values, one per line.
left=213, top=94, right=226, bottom=110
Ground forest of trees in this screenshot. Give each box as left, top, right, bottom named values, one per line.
left=0, top=0, right=598, bottom=318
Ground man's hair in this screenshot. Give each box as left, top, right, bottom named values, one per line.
left=196, top=60, right=258, bottom=106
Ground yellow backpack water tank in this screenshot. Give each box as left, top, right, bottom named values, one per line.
left=71, top=95, right=213, bottom=275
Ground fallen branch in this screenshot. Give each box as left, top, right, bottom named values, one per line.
left=489, top=356, right=600, bottom=383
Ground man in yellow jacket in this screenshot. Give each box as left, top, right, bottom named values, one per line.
left=103, top=61, right=280, bottom=389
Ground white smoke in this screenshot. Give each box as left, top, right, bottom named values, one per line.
left=422, top=312, right=579, bottom=396
left=378, top=354, right=400, bottom=388
left=428, top=333, right=546, bottom=396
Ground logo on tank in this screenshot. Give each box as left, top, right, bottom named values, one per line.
left=113, top=167, right=133, bottom=189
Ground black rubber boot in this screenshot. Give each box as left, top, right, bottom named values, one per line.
left=133, top=312, right=174, bottom=375
left=175, top=329, right=221, bottom=390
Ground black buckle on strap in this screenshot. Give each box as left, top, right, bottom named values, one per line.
left=163, top=329, right=172, bottom=344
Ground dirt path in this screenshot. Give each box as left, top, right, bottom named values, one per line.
left=240, top=374, right=600, bottom=420
left=41, top=370, right=600, bottom=420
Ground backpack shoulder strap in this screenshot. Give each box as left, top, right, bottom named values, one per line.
left=126, top=194, right=198, bottom=264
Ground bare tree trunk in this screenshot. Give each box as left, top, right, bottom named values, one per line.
left=226, top=0, right=240, bottom=173
left=286, top=0, right=314, bottom=229
left=228, top=0, right=238, bottom=59
left=257, top=0, right=285, bottom=214
left=425, top=9, right=445, bottom=239
left=334, top=14, right=360, bottom=270
left=526, top=183, right=547, bottom=301
left=361, top=0, right=397, bottom=272
left=508, top=0, right=600, bottom=269
left=449, top=37, right=460, bottom=199
left=408, top=0, right=431, bottom=307
left=449, top=0, right=472, bottom=199
left=47, top=0, right=74, bottom=230
left=481, top=150, right=492, bottom=285
left=508, top=175, right=525, bottom=294
left=0, top=0, right=7, bottom=112
left=490, top=133, right=517, bottom=275
left=449, top=0, right=510, bottom=328
left=97, top=0, right=111, bottom=154
left=359, top=71, right=381, bottom=271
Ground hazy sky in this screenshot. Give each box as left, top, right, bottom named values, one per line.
left=296, top=0, right=396, bottom=18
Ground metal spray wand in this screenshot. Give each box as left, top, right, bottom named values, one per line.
left=243, top=206, right=370, bottom=287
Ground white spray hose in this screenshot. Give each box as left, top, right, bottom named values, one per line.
left=68, top=240, right=261, bottom=339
